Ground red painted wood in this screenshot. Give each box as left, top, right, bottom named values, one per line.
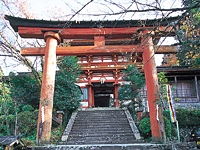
left=94, top=36, right=105, bottom=46
left=138, top=111, right=142, bottom=122
left=21, top=45, right=177, bottom=56
left=36, top=32, right=61, bottom=145
left=18, top=26, right=172, bottom=39
left=92, top=89, right=94, bottom=107
left=142, top=30, right=166, bottom=143
left=87, top=78, right=92, bottom=108
left=76, top=79, right=124, bottom=83
left=81, top=62, right=142, bottom=67
left=114, top=85, right=120, bottom=107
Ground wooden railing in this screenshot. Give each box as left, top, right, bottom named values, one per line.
left=140, top=89, right=199, bottom=103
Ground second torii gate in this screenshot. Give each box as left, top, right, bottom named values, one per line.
left=5, top=15, right=179, bottom=145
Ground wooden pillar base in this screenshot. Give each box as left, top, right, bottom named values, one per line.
left=86, top=84, right=92, bottom=108
left=113, top=83, right=120, bottom=107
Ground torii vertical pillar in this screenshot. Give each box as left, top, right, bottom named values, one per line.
left=141, top=30, right=166, bottom=143
left=36, top=31, right=61, bottom=145
left=114, top=84, right=120, bottom=107
left=87, top=78, right=92, bottom=108
left=113, top=69, right=120, bottom=107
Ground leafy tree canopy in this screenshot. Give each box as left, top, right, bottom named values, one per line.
left=9, top=72, right=41, bottom=110
left=9, top=56, right=82, bottom=115
left=176, top=0, right=200, bottom=68
left=54, top=56, right=82, bottom=118
left=118, top=64, right=145, bottom=108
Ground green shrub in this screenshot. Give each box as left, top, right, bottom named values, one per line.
left=163, top=109, right=200, bottom=127
left=22, top=105, right=34, bottom=112
left=164, top=117, right=171, bottom=138
left=138, top=118, right=151, bottom=138
left=138, top=117, right=171, bottom=139
left=17, top=110, right=38, bottom=136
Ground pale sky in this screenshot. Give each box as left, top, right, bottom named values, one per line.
left=1, top=0, right=181, bottom=75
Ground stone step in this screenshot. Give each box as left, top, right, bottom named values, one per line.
left=77, top=112, right=125, bottom=114
left=71, top=126, right=131, bottom=130
left=69, top=132, right=134, bottom=138
left=72, top=122, right=130, bottom=126
left=74, top=120, right=128, bottom=124
left=61, top=108, right=141, bottom=145
left=75, top=117, right=127, bottom=120
left=75, top=115, right=127, bottom=118
left=75, top=115, right=126, bottom=118
left=71, top=126, right=131, bottom=131
left=70, top=127, right=132, bottom=132
left=66, top=139, right=137, bottom=145
left=71, top=125, right=130, bottom=129
left=66, top=134, right=136, bottom=144
left=77, top=112, right=125, bottom=115
left=69, top=131, right=134, bottom=136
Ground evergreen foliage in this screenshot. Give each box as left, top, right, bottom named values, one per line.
left=0, top=69, right=14, bottom=136
left=117, top=64, right=145, bottom=117
left=9, top=72, right=41, bottom=110
left=0, top=56, right=82, bottom=138
left=163, top=109, right=200, bottom=127
left=138, top=117, right=171, bottom=139
left=118, top=64, right=145, bottom=102
left=54, top=56, right=82, bottom=122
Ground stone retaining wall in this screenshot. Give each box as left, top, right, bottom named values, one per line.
left=175, top=103, right=200, bottom=110
left=27, top=142, right=197, bottom=150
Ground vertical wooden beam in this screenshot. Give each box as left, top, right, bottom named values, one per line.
left=113, top=69, right=120, bottom=107
left=141, top=30, right=166, bottom=143
left=138, top=111, right=142, bottom=122
left=86, top=70, right=92, bottom=108
left=94, top=36, right=105, bottom=46
left=195, top=76, right=199, bottom=101
left=114, top=85, right=120, bottom=107
left=36, top=31, right=61, bottom=145
left=57, top=111, right=64, bottom=128
left=175, top=76, right=178, bottom=97
left=92, top=89, right=95, bottom=107
left=87, top=78, right=92, bottom=108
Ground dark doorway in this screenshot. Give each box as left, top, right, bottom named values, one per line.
left=94, top=95, right=110, bottom=107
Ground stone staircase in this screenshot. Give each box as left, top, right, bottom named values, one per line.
left=60, top=108, right=142, bottom=145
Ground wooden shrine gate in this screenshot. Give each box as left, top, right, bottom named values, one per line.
left=6, top=15, right=179, bottom=145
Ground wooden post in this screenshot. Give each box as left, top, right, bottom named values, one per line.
left=114, top=84, right=120, bottom=107
left=36, top=31, right=61, bottom=145
left=137, top=111, right=143, bottom=122
left=85, top=70, right=92, bottom=108
left=113, top=69, right=120, bottom=107
left=57, top=111, right=64, bottom=128
left=87, top=78, right=92, bottom=108
left=195, top=76, right=199, bottom=101
left=92, top=89, right=95, bottom=107
left=175, top=76, right=178, bottom=97
left=141, top=30, right=166, bottom=143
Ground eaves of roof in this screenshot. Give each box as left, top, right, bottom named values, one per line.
left=5, top=15, right=180, bottom=32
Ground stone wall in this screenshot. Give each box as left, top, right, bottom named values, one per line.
left=175, top=103, right=200, bottom=110
left=27, top=142, right=197, bottom=150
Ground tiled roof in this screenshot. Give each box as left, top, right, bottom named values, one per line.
left=0, top=136, right=23, bottom=146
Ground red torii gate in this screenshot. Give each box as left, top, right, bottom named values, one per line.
left=6, top=15, right=178, bottom=145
